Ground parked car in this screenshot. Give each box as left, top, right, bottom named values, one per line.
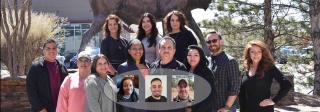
left=66, top=47, right=100, bottom=69
left=276, top=45, right=313, bottom=64
left=56, top=55, right=65, bottom=65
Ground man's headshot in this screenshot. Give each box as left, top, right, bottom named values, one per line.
left=172, top=76, right=194, bottom=102
left=145, top=76, right=167, bottom=102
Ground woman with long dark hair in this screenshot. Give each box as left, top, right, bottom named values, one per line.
left=239, top=40, right=292, bottom=112
left=185, top=45, right=215, bottom=112
left=164, top=10, right=197, bottom=64
left=85, top=54, right=117, bottom=112
left=137, top=13, right=162, bottom=63
left=101, top=14, right=128, bottom=69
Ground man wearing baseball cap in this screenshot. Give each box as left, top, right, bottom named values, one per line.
left=56, top=51, right=92, bottom=112
left=173, top=79, right=194, bottom=102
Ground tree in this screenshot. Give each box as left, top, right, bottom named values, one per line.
left=212, top=0, right=308, bottom=56
left=1, top=0, right=32, bottom=78
left=79, top=0, right=213, bottom=55
left=210, top=0, right=320, bottom=96
left=309, top=0, right=320, bottom=96
left=1, top=0, right=66, bottom=77
left=24, top=12, right=66, bottom=73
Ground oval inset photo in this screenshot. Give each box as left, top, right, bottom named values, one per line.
left=111, top=68, right=212, bottom=111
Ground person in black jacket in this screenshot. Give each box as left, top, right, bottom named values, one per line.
left=163, top=10, right=198, bottom=64
left=116, top=39, right=147, bottom=112
left=100, top=14, right=128, bottom=69
left=150, top=36, right=186, bottom=74
left=26, top=39, right=68, bottom=112
left=239, top=40, right=292, bottom=112
left=117, top=39, right=149, bottom=77
left=146, top=37, right=186, bottom=112
left=185, top=45, right=215, bottom=112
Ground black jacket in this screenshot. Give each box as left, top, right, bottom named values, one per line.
left=150, top=59, right=187, bottom=75
left=26, top=57, right=68, bottom=112
left=191, top=66, right=216, bottom=112
left=117, top=61, right=150, bottom=74
left=100, top=36, right=128, bottom=69
left=239, top=65, right=292, bottom=112
left=169, top=29, right=197, bottom=64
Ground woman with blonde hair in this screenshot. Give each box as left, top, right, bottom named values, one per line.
left=239, top=40, right=292, bottom=112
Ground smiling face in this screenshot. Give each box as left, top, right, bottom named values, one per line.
left=107, top=19, right=119, bottom=36
left=249, top=45, right=263, bottom=64
left=187, top=49, right=200, bottom=68
left=43, top=42, right=58, bottom=62
left=177, top=83, right=189, bottom=100
left=123, top=79, right=134, bottom=96
left=150, top=80, right=162, bottom=98
left=206, top=33, right=222, bottom=53
left=77, top=57, right=92, bottom=73
left=159, top=39, right=176, bottom=62
left=170, top=14, right=181, bottom=32
left=128, top=43, right=144, bottom=62
left=95, top=58, right=112, bottom=76
left=142, top=16, right=152, bottom=35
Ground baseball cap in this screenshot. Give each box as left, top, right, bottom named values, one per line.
left=77, top=51, right=91, bottom=60
left=177, top=79, right=188, bottom=87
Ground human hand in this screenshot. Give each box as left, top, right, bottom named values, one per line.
left=259, top=99, right=275, bottom=107
left=217, top=107, right=229, bottom=112
left=107, top=65, right=117, bottom=76
left=39, top=108, right=47, bottom=112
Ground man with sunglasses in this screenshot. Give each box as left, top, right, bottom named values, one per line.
left=206, top=31, right=241, bottom=112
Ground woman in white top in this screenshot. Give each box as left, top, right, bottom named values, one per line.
left=136, top=13, right=162, bottom=63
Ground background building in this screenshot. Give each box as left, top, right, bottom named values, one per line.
left=32, top=0, right=131, bottom=55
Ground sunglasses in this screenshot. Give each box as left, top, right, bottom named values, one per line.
left=206, top=39, right=219, bottom=44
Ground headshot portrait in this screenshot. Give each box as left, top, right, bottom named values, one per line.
left=117, top=76, right=139, bottom=102
left=145, top=75, right=167, bottom=102
left=172, top=75, right=194, bottom=102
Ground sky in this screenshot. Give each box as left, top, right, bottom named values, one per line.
left=190, top=0, right=303, bottom=23
left=191, top=9, right=217, bottom=23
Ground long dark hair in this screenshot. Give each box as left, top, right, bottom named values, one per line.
left=137, top=13, right=159, bottom=47
left=117, top=77, right=139, bottom=102
left=104, top=14, right=122, bottom=38
left=164, top=10, right=187, bottom=33
left=127, top=39, right=146, bottom=64
left=185, top=45, right=209, bottom=71
left=91, top=54, right=111, bottom=74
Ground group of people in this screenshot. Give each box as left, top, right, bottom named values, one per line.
left=26, top=10, right=292, bottom=112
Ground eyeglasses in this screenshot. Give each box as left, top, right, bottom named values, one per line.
left=206, top=39, right=218, bottom=44
left=78, top=59, right=91, bottom=63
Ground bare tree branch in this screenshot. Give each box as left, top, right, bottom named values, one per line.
left=1, top=0, right=11, bottom=41
left=272, top=3, right=309, bottom=13
left=6, top=0, right=14, bottom=28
